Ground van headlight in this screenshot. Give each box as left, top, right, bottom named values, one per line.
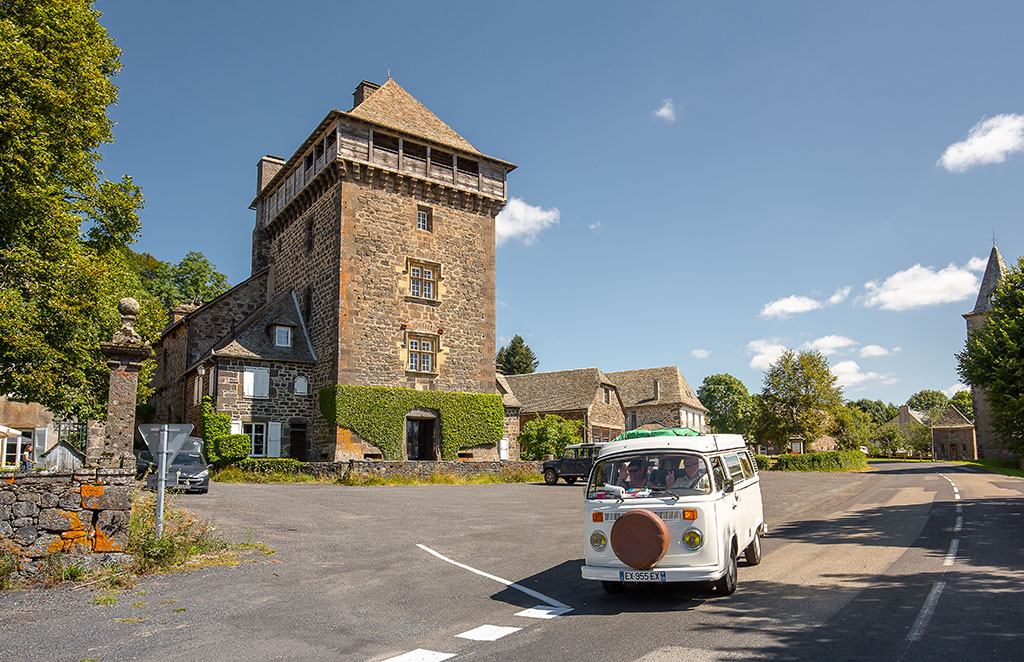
left=681, top=528, right=704, bottom=550
left=590, top=530, right=608, bottom=551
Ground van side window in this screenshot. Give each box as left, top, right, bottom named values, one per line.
left=739, top=452, right=755, bottom=479
left=746, top=449, right=759, bottom=473
left=725, top=454, right=745, bottom=482
left=711, top=456, right=729, bottom=491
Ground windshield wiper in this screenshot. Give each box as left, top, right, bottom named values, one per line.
left=647, top=487, right=681, bottom=499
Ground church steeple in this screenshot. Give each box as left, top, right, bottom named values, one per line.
left=969, top=245, right=1009, bottom=315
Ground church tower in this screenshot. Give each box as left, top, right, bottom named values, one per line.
left=963, top=245, right=1012, bottom=460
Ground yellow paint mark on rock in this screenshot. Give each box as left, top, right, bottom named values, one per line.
left=92, top=526, right=124, bottom=553
left=80, top=484, right=104, bottom=498
left=4, top=477, right=14, bottom=485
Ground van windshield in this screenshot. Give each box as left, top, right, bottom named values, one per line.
left=587, top=453, right=711, bottom=498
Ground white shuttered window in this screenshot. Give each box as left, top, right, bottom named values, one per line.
left=243, top=367, right=270, bottom=398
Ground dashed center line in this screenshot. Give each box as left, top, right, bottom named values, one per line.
left=907, top=473, right=963, bottom=643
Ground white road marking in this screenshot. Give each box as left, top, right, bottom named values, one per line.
left=906, top=581, right=945, bottom=642
left=382, top=650, right=457, bottom=662
left=456, top=625, right=521, bottom=641
left=515, top=606, right=573, bottom=619
left=953, top=516, right=963, bottom=533
left=944, top=538, right=959, bottom=566
left=417, top=544, right=572, bottom=611
left=956, top=504, right=962, bottom=514
left=955, top=493, right=961, bottom=500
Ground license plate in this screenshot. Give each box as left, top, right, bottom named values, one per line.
left=620, top=570, right=666, bottom=582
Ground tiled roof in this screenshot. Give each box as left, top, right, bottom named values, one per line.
left=495, top=374, right=522, bottom=409
left=504, top=368, right=613, bottom=413
left=932, top=404, right=974, bottom=428
left=202, top=290, right=316, bottom=366
left=348, top=78, right=480, bottom=155
left=970, top=245, right=1010, bottom=315
left=606, top=366, right=707, bottom=412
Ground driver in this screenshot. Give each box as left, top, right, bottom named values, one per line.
left=618, top=459, right=649, bottom=489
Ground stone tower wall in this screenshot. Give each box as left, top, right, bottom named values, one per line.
left=965, top=312, right=1013, bottom=460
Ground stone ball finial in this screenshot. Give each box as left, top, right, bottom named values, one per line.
left=118, top=297, right=140, bottom=316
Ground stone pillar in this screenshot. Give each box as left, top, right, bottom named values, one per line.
left=88, top=298, right=152, bottom=469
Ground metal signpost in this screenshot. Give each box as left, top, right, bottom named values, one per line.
left=138, top=423, right=193, bottom=538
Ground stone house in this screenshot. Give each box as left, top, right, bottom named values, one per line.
left=496, top=374, right=521, bottom=460
left=149, top=78, right=515, bottom=461
left=931, top=404, right=977, bottom=461
left=607, top=366, right=708, bottom=432
left=504, top=368, right=626, bottom=444
left=963, top=245, right=1016, bottom=461
left=886, top=404, right=929, bottom=433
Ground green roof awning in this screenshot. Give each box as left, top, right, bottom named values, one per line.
left=612, top=427, right=701, bottom=442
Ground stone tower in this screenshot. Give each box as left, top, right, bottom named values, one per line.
left=248, top=79, right=515, bottom=459
left=963, top=245, right=1012, bottom=460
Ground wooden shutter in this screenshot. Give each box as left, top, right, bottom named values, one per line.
left=256, top=368, right=270, bottom=398
left=267, top=422, right=282, bottom=458
left=243, top=369, right=255, bottom=397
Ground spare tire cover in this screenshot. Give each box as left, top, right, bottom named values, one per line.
left=610, top=509, right=670, bottom=570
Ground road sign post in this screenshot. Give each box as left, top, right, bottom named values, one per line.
left=138, top=423, right=193, bottom=538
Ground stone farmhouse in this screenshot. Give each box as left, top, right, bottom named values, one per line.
left=504, top=366, right=708, bottom=444
left=149, top=78, right=516, bottom=462
left=930, top=404, right=977, bottom=461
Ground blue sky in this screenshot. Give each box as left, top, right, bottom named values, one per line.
left=96, top=1, right=1024, bottom=405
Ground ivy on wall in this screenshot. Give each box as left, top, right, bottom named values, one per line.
left=200, top=395, right=231, bottom=464
left=318, top=385, right=504, bottom=460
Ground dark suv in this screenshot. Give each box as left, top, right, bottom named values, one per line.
left=543, top=443, right=602, bottom=485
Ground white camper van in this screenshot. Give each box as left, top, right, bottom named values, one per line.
left=581, top=428, right=765, bottom=595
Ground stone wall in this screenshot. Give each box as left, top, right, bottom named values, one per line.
left=503, top=408, right=520, bottom=459
left=299, top=459, right=542, bottom=480
left=932, top=426, right=978, bottom=461
left=1, top=468, right=132, bottom=578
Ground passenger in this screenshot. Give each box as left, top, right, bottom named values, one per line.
left=667, top=456, right=709, bottom=491
left=619, top=460, right=649, bottom=489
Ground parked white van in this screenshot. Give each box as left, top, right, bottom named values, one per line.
left=581, top=428, right=764, bottom=595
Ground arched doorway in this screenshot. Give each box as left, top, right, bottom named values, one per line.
left=405, top=409, right=439, bottom=460
left=949, top=444, right=959, bottom=461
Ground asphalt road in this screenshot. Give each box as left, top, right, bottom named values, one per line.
left=2, top=461, right=1022, bottom=661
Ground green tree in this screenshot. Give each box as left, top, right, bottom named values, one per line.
left=874, top=422, right=908, bottom=456
left=0, top=1, right=158, bottom=418
left=496, top=334, right=539, bottom=375
left=172, top=251, right=230, bottom=305
left=518, top=415, right=583, bottom=460
left=949, top=390, right=974, bottom=422
left=697, top=373, right=754, bottom=436
left=830, top=405, right=873, bottom=451
left=850, top=398, right=899, bottom=426
left=757, top=350, right=844, bottom=451
left=906, top=389, right=948, bottom=412
left=957, top=256, right=1024, bottom=453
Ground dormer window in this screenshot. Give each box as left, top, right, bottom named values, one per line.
left=274, top=326, right=292, bottom=348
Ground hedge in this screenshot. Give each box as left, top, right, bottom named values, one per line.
left=773, top=450, right=868, bottom=472
left=217, top=434, right=251, bottom=466
left=200, top=395, right=231, bottom=465
left=319, top=384, right=504, bottom=460
left=233, top=458, right=304, bottom=474
left=754, top=455, right=772, bottom=471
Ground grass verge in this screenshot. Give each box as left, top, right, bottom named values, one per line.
left=955, top=458, right=1024, bottom=478
left=212, top=465, right=543, bottom=486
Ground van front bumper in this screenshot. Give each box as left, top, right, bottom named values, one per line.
left=581, top=564, right=723, bottom=583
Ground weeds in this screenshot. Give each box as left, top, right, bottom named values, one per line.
left=0, top=550, right=16, bottom=589
left=213, top=466, right=544, bottom=486
left=91, top=593, right=117, bottom=606
left=128, top=491, right=223, bottom=574
left=38, top=553, right=87, bottom=587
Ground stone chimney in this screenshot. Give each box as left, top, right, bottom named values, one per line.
left=352, top=80, right=380, bottom=109
left=256, top=155, right=286, bottom=195
left=170, top=303, right=199, bottom=324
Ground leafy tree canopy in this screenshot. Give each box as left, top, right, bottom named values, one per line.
left=906, top=389, right=948, bottom=412
left=957, top=256, right=1024, bottom=453
left=755, top=349, right=843, bottom=450
left=949, top=390, right=974, bottom=422
left=496, top=334, right=539, bottom=375
left=850, top=398, right=898, bottom=426
left=697, top=373, right=754, bottom=436
left=830, top=406, right=873, bottom=451
left=0, top=1, right=160, bottom=418
left=518, top=414, right=583, bottom=460
left=128, top=249, right=230, bottom=311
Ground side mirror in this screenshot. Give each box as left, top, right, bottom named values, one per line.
left=723, top=482, right=735, bottom=494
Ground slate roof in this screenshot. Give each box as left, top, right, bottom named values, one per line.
left=970, top=245, right=1010, bottom=315
left=189, top=289, right=316, bottom=370
left=606, top=366, right=707, bottom=412
left=504, top=368, right=614, bottom=413
left=932, top=404, right=974, bottom=429
left=349, top=78, right=480, bottom=155
left=495, top=374, right=522, bottom=409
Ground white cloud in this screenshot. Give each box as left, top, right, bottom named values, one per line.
left=760, top=295, right=822, bottom=319
left=862, top=261, right=981, bottom=311
left=945, top=383, right=969, bottom=397
left=588, top=221, right=602, bottom=231
left=760, top=285, right=852, bottom=319
left=654, top=99, right=676, bottom=122
left=832, top=360, right=882, bottom=388
left=859, top=344, right=890, bottom=358
left=939, top=114, right=1024, bottom=172
left=827, top=286, right=852, bottom=305
left=967, top=256, right=987, bottom=272
left=748, top=339, right=787, bottom=371
left=496, top=198, right=560, bottom=246
left=691, top=349, right=710, bottom=359
left=801, top=335, right=857, bottom=356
